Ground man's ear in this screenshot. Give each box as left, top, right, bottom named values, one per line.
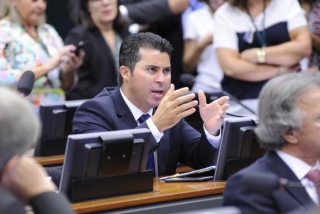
left=282, top=129, right=299, bottom=145
left=119, top=66, right=131, bottom=81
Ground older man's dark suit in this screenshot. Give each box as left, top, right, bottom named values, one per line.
left=223, top=151, right=317, bottom=214
left=73, top=87, right=218, bottom=176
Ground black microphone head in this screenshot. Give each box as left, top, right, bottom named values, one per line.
left=241, top=172, right=282, bottom=194
left=179, top=73, right=195, bottom=87
left=17, top=70, right=35, bottom=97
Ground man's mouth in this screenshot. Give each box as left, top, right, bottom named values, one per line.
left=151, top=90, right=164, bottom=95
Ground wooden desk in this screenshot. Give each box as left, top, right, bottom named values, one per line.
left=72, top=179, right=225, bottom=213
left=35, top=155, right=64, bottom=166
left=35, top=155, right=193, bottom=174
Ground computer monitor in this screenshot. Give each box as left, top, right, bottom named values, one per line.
left=34, top=100, right=86, bottom=156
left=59, top=128, right=151, bottom=200
left=214, top=117, right=265, bottom=181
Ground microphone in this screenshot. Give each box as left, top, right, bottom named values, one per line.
left=179, top=74, right=256, bottom=115
left=17, top=70, right=35, bottom=98
left=241, top=172, right=305, bottom=194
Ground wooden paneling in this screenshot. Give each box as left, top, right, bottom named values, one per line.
left=72, top=179, right=225, bottom=213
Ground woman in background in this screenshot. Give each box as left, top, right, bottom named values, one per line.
left=0, top=0, right=83, bottom=112
left=64, top=0, right=129, bottom=100
left=183, top=0, right=225, bottom=93
left=214, top=0, right=311, bottom=114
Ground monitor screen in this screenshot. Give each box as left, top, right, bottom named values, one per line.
left=214, top=117, right=265, bottom=181
left=59, top=128, right=151, bottom=199
left=35, top=100, right=86, bottom=156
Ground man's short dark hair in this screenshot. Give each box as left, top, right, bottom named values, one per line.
left=118, top=32, right=174, bottom=85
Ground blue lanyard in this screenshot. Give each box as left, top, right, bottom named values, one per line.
left=245, top=0, right=267, bottom=47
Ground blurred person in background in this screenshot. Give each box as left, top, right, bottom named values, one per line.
left=0, top=0, right=84, bottom=112
left=183, top=0, right=225, bottom=93
left=120, top=0, right=190, bottom=89
left=214, top=0, right=311, bottom=115
left=65, top=0, right=130, bottom=100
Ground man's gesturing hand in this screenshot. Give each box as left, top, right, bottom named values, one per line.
left=152, top=84, right=198, bottom=132
left=198, top=90, right=229, bottom=136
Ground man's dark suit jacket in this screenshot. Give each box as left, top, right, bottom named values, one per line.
left=64, top=25, right=129, bottom=100
left=73, top=87, right=218, bottom=176
left=0, top=187, right=74, bottom=214
left=223, top=151, right=317, bottom=214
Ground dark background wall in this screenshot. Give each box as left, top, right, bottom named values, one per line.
left=46, top=0, right=75, bottom=39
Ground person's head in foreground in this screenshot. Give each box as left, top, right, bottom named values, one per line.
left=256, top=72, right=320, bottom=166
left=0, top=87, right=57, bottom=204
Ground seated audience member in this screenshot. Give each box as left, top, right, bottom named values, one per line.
left=73, top=32, right=230, bottom=176
left=214, top=0, right=311, bottom=114
left=0, top=87, right=74, bottom=214
left=183, top=0, right=225, bottom=93
left=64, top=0, right=130, bottom=100
left=0, top=0, right=84, bottom=112
left=223, top=72, right=320, bottom=214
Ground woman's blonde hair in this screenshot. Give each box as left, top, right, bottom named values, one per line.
left=0, top=0, right=45, bottom=25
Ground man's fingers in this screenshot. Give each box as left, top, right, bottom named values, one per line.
left=168, top=86, right=190, bottom=101
left=177, top=107, right=196, bottom=119
left=176, top=92, right=196, bottom=106
left=177, top=100, right=198, bottom=112
left=198, top=90, right=207, bottom=109
left=216, top=96, right=230, bottom=105
left=221, top=103, right=230, bottom=111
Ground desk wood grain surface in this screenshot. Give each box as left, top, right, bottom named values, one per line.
left=72, top=178, right=226, bottom=213
left=35, top=155, right=64, bottom=166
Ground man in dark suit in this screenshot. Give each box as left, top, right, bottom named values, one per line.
left=222, top=73, right=320, bottom=214
left=0, top=87, right=74, bottom=214
left=73, top=32, right=229, bottom=176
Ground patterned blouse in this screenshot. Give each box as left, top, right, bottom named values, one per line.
left=0, top=18, right=65, bottom=112
left=307, top=0, right=320, bottom=68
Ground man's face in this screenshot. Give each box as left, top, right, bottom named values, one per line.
left=290, top=88, right=320, bottom=161
left=121, top=48, right=171, bottom=112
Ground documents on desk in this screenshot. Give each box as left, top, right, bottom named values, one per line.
left=160, top=165, right=216, bottom=182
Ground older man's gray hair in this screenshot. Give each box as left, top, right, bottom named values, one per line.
left=0, top=87, right=41, bottom=170
left=255, top=72, right=320, bottom=150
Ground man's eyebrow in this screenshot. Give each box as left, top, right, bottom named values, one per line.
left=145, top=65, right=159, bottom=68
left=144, top=65, right=171, bottom=70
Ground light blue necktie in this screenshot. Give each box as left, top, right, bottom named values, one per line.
left=138, top=114, right=155, bottom=171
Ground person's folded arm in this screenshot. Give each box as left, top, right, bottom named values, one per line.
left=265, top=26, right=311, bottom=66
left=216, top=48, right=282, bottom=81
left=241, top=26, right=311, bottom=67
